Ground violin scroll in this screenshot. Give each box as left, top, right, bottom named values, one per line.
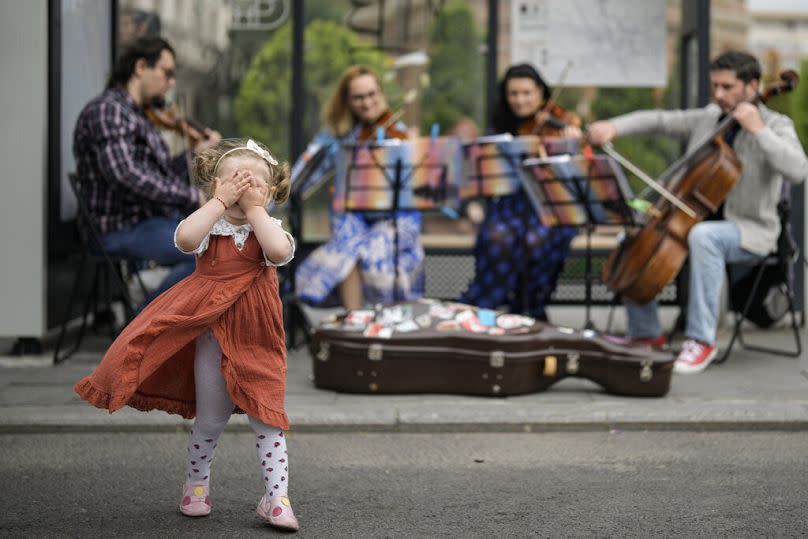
left=759, top=70, right=800, bottom=103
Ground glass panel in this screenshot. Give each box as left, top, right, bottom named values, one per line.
left=300, top=1, right=489, bottom=242
left=116, top=0, right=293, bottom=174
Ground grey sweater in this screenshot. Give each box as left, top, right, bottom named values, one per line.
left=611, top=103, right=808, bottom=255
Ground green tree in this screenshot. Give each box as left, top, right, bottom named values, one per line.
left=789, top=58, right=808, bottom=149
left=420, top=1, right=484, bottom=134
left=234, top=20, right=394, bottom=160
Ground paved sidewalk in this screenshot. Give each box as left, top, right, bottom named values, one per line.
left=1, top=318, right=806, bottom=433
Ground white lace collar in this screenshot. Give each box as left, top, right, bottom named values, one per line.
left=210, top=217, right=253, bottom=250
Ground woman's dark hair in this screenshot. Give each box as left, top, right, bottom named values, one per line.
left=491, top=63, right=552, bottom=134
left=106, top=36, right=174, bottom=89
left=709, top=51, right=761, bottom=83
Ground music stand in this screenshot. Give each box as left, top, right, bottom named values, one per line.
left=461, top=134, right=579, bottom=199
left=290, top=141, right=332, bottom=201
left=335, top=136, right=463, bottom=302
left=521, top=153, right=637, bottom=329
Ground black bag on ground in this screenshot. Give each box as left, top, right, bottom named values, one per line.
left=728, top=196, right=797, bottom=328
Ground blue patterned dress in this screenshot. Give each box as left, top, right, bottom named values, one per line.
left=459, top=123, right=577, bottom=320
left=294, top=125, right=424, bottom=307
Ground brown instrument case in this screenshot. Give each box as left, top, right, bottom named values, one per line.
left=310, top=300, right=674, bottom=397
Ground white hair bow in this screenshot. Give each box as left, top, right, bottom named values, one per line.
left=246, top=139, right=278, bottom=165
left=213, top=139, right=278, bottom=174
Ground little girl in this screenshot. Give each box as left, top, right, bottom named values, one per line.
left=75, top=138, right=299, bottom=531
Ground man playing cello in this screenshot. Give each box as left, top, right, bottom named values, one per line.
left=588, top=51, right=808, bottom=374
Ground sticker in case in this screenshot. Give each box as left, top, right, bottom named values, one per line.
left=346, top=310, right=375, bottom=326
left=429, top=305, right=455, bottom=320
left=455, top=310, right=475, bottom=322
left=436, top=320, right=460, bottom=331
left=379, top=304, right=412, bottom=325
left=363, top=323, right=385, bottom=337
left=415, top=314, right=433, bottom=327
left=341, top=324, right=366, bottom=332
left=477, top=309, right=496, bottom=327
left=395, top=320, right=419, bottom=333
left=496, top=314, right=533, bottom=329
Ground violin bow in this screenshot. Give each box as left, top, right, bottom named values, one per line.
left=545, top=61, right=573, bottom=110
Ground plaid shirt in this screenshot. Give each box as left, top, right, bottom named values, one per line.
left=73, top=87, right=199, bottom=235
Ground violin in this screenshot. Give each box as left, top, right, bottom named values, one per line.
left=517, top=99, right=582, bottom=137
left=357, top=110, right=409, bottom=141
left=601, top=70, right=799, bottom=304
left=144, top=97, right=210, bottom=144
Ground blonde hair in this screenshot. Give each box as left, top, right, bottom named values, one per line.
left=192, top=138, right=291, bottom=204
left=323, top=65, right=388, bottom=136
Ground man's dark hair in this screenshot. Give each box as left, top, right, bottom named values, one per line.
left=492, top=63, right=552, bottom=134
left=709, top=51, right=761, bottom=83
left=106, top=36, right=174, bottom=89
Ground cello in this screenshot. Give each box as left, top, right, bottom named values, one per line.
left=601, top=70, right=799, bottom=304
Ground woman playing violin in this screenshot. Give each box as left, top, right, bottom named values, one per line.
left=587, top=51, right=808, bottom=373
left=459, top=63, right=581, bottom=321
left=294, top=65, right=423, bottom=310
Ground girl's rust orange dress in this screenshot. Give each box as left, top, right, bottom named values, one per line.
left=74, top=230, right=290, bottom=430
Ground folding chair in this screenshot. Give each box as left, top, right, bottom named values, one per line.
left=715, top=191, right=803, bottom=363
left=52, top=174, right=149, bottom=363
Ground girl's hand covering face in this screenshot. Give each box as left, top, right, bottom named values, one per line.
left=237, top=173, right=271, bottom=209
left=213, top=168, right=251, bottom=208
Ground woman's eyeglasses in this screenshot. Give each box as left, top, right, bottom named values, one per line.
left=349, top=89, right=379, bottom=103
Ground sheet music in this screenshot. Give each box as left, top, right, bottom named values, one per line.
left=510, top=0, right=666, bottom=87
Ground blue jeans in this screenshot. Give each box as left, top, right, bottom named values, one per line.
left=626, top=221, right=764, bottom=344
left=100, top=216, right=195, bottom=309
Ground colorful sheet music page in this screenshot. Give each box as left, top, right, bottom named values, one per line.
left=333, top=137, right=463, bottom=212
left=521, top=154, right=635, bottom=228
left=460, top=135, right=578, bottom=199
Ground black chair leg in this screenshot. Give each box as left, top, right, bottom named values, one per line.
left=717, top=262, right=802, bottom=364
left=737, top=288, right=802, bottom=358
left=54, top=260, right=99, bottom=364
left=54, top=252, right=89, bottom=364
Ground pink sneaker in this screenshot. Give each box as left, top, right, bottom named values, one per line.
left=674, top=339, right=718, bottom=374
left=256, top=494, right=299, bottom=531
left=179, top=482, right=211, bottom=517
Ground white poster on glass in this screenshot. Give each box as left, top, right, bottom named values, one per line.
left=510, top=0, right=667, bottom=87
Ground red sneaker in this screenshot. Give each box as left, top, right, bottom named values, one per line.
left=606, top=334, right=667, bottom=349
left=673, top=339, right=717, bottom=374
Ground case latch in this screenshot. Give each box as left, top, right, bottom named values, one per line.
left=639, top=360, right=653, bottom=382
left=489, top=350, right=505, bottom=368
left=566, top=352, right=580, bottom=374
left=368, top=343, right=383, bottom=361
left=316, top=342, right=330, bottom=362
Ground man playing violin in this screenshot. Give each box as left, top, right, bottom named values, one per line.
left=74, top=36, right=220, bottom=309
left=588, top=51, right=808, bottom=373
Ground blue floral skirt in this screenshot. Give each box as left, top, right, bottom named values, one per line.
left=295, top=211, right=424, bottom=307
left=459, top=192, right=575, bottom=319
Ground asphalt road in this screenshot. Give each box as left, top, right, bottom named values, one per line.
left=2, top=431, right=807, bottom=537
